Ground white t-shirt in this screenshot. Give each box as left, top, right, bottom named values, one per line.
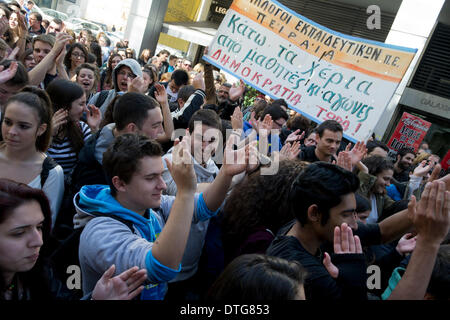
left=367, top=194, right=379, bottom=224
left=28, top=157, right=65, bottom=229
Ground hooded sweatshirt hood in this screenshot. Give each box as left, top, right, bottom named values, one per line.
left=73, top=185, right=160, bottom=241
left=112, top=58, right=143, bottom=93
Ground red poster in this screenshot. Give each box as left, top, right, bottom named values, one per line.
left=387, top=112, right=431, bottom=152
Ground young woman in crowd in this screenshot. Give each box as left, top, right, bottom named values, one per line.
left=100, top=53, right=122, bottom=91
left=142, top=64, right=158, bottom=94
left=0, top=178, right=147, bottom=300
left=45, top=79, right=101, bottom=177
left=75, top=63, right=100, bottom=102
left=63, top=43, right=88, bottom=81
left=0, top=86, right=64, bottom=226
left=138, top=48, right=151, bottom=67
left=7, top=10, right=26, bottom=58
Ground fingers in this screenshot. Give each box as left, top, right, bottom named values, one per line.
left=435, top=181, right=445, bottom=220
left=117, top=266, right=139, bottom=281
left=125, top=269, right=147, bottom=290
left=340, top=223, right=349, bottom=252
left=101, top=264, right=116, bottom=281
left=128, top=285, right=145, bottom=300
left=348, top=226, right=355, bottom=253
left=354, top=235, right=362, bottom=253
left=333, top=226, right=341, bottom=254
left=429, top=164, right=441, bottom=182
left=322, top=252, right=339, bottom=279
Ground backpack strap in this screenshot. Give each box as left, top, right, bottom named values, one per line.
left=94, top=90, right=110, bottom=109
left=41, top=156, right=58, bottom=188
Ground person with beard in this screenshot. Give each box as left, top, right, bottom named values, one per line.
left=393, top=147, right=415, bottom=183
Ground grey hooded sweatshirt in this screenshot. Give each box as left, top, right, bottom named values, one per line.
left=88, top=58, right=143, bottom=115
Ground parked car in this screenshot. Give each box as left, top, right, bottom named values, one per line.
left=65, top=17, right=103, bottom=36
left=41, top=8, right=69, bottom=23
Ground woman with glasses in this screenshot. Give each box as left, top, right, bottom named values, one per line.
left=63, top=43, right=88, bottom=81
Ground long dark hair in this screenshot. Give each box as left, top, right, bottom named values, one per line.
left=0, top=179, right=52, bottom=300
left=45, top=79, right=85, bottom=154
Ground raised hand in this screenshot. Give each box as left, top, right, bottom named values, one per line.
left=223, top=133, right=253, bottom=177
left=280, top=141, right=301, bottom=161
left=127, top=76, right=147, bottom=94
left=91, top=265, right=147, bottom=300
left=285, top=129, right=305, bottom=144
left=258, top=114, right=273, bottom=135
left=86, top=104, right=101, bottom=132
left=413, top=160, right=433, bottom=178
left=230, top=106, right=243, bottom=131
left=165, top=132, right=196, bottom=193
left=154, top=82, right=168, bottom=105
left=348, top=141, right=367, bottom=165
left=335, top=151, right=353, bottom=172
left=51, top=109, right=68, bottom=135
left=323, top=223, right=362, bottom=279
left=408, top=181, right=450, bottom=244
left=0, top=61, right=18, bottom=84
left=229, top=79, right=246, bottom=102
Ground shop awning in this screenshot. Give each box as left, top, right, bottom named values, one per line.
left=161, top=21, right=219, bottom=47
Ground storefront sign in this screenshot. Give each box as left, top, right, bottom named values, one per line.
left=400, top=87, right=450, bottom=120
left=387, top=112, right=431, bottom=152
left=203, top=0, right=417, bottom=142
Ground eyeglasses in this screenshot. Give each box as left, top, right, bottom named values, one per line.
left=118, top=70, right=136, bottom=79
left=72, top=52, right=85, bottom=59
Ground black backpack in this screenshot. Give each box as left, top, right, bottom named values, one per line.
left=45, top=208, right=135, bottom=297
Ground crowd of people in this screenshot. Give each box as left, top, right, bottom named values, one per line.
left=0, top=0, right=449, bottom=302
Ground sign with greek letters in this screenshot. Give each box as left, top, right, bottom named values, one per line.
left=203, top=0, right=417, bottom=142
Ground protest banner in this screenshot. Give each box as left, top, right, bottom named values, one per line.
left=387, top=112, right=431, bottom=152
left=203, top=0, right=417, bottom=142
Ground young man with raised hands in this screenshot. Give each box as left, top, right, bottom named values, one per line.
left=74, top=132, right=257, bottom=299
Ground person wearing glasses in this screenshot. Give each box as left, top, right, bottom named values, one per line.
left=63, top=43, right=88, bottom=81
left=88, top=58, right=146, bottom=116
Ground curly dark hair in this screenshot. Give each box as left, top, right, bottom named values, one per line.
left=221, top=160, right=309, bottom=261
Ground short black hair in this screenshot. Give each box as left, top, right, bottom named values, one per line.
left=188, top=109, right=222, bottom=134
left=367, top=140, right=389, bottom=154
left=355, top=193, right=371, bottom=213
left=271, top=98, right=288, bottom=108
left=177, top=85, right=195, bottom=103
left=362, top=155, right=394, bottom=176
left=157, top=49, right=170, bottom=57
left=103, top=134, right=163, bottom=197
left=289, top=162, right=360, bottom=226
left=316, top=120, right=343, bottom=138
left=113, top=92, right=159, bottom=131
left=262, top=104, right=288, bottom=122
left=171, top=69, right=189, bottom=86
left=397, top=146, right=415, bottom=159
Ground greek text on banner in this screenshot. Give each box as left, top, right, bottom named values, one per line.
left=203, top=0, right=417, bottom=142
